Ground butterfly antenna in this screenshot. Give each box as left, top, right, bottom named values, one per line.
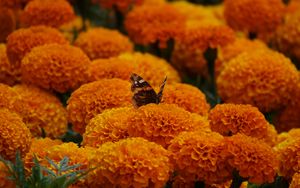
left=157, top=76, right=167, bottom=103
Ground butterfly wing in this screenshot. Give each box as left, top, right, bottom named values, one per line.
left=156, top=76, right=167, bottom=103
left=130, top=73, right=158, bottom=108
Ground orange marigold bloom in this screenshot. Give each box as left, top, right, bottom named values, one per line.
left=88, top=137, right=173, bottom=188
left=224, top=0, right=285, bottom=34
left=290, top=172, right=300, bottom=188
left=21, top=0, right=75, bottom=27
left=217, top=49, right=299, bottom=112
left=6, top=25, right=68, bottom=66
left=277, top=129, right=300, bottom=145
left=0, top=83, right=24, bottom=115
left=13, top=84, right=67, bottom=138
left=0, top=161, right=15, bottom=188
left=224, top=134, right=278, bottom=184
left=125, top=4, right=185, bottom=48
left=118, top=52, right=181, bottom=86
left=0, top=44, right=19, bottom=86
left=168, top=131, right=232, bottom=184
left=126, top=103, right=210, bottom=148
left=83, top=107, right=132, bottom=148
left=0, top=108, right=32, bottom=161
left=0, top=7, right=16, bottom=42
left=25, top=141, right=94, bottom=186
left=67, top=79, right=132, bottom=134
left=285, top=0, right=300, bottom=15
left=162, top=83, right=210, bottom=115
left=21, top=44, right=90, bottom=93
left=74, top=28, right=133, bottom=60
left=208, top=104, right=270, bottom=141
left=274, top=11, right=300, bottom=63
left=215, top=37, right=268, bottom=77
left=275, top=138, right=300, bottom=179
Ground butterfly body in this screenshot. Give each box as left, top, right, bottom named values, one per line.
left=130, top=73, right=167, bottom=108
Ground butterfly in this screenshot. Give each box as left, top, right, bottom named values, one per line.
left=130, top=73, right=167, bottom=108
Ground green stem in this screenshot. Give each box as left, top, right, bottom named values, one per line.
left=230, top=171, right=247, bottom=188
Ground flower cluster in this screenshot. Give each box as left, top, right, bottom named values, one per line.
left=217, top=49, right=299, bottom=112
left=126, top=103, right=210, bottom=148
left=88, top=137, right=173, bottom=188
left=21, top=44, right=90, bottom=93
left=67, top=79, right=132, bottom=134
left=125, top=4, right=185, bottom=48
left=74, top=28, right=133, bottom=60
left=168, top=131, right=232, bottom=184
left=21, top=0, right=75, bottom=27
left=0, top=108, right=32, bottom=161
left=13, top=84, right=67, bottom=138
left=83, top=107, right=132, bottom=148
left=6, top=25, right=68, bottom=66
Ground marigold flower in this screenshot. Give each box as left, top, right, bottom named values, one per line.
left=162, top=83, right=210, bottom=115
left=208, top=104, right=270, bottom=141
left=0, top=7, right=16, bottom=42
left=125, top=4, right=185, bottom=48
left=21, top=0, right=75, bottom=27
left=285, top=0, right=300, bottom=15
left=274, top=11, right=300, bottom=63
left=217, top=49, right=299, bottom=112
left=13, top=84, right=67, bottom=138
left=21, top=44, right=90, bottom=93
left=88, top=137, right=173, bottom=188
left=6, top=25, right=68, bottom=66
left=224, top=134, right=278, bottom=184
left=67, top=79, right=132, bottom=134
left=126, top=103, right=210, bottom=148
left=0, top=44, right=19, bottom=86
left=168, top=131, right=231, bottom=184
left=290, top=172, right=300, bottom=188
left=118, top=52, right=181, bottom=86
left=275, top=138, right=300, bottom=179
left=277, top=129, right=300, bottom=145
left=224, top=0, right=285, bottom=34
left=215, top=37, right=268, bottom=77
left=0, top=83, right=24, bottom=115
left=74, top=28, right=133, bottom=60
left=0, top=161, right=15, bottom=188
left=25, top=141, right=94, bottom=186
left=83, top=107, right=132, bottom=148
left=0, top=108, right=32, bottom=161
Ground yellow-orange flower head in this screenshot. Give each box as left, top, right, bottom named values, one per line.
left=0, top=83, right=24, bottom=116
left=88, top=137, right=173, bottom=188
left=217, top=50, right=299, bottom=112
left=275, top=138, right=300, bottom=179
left=274, top=11, right=300, bottom=63
left=21, top=44, right=90, bottom=93
left=224, top=134, right=278, bottom=184
left=67, top=79, right=132, bottom=134
left=208, top=104, right=270, bottom=140
left=215, top=37, right=268, bottom=77
left=118, top=52, right=181, bottom=86
left=126, top=103, right=210, bottom=148
left=74, top=28, right=133, bottom=60
left=125, top=4, right=185, bottom=48
left=6, top=25, right=68, bottom=66
left=91, top=0, right=143, bottom=13
left=0, top=108, right=32, bottom=161
left=224, top=0, right=285, bottom=34
left=163, top=83, right=210, bottom=115
left=168, top=131, right=232, bottom=184
left=13, top=84, right=67, bottom=138
left=0, top=7, right=16, bottom=43
left=21, top=0, right=75, bottom=27
left=0, top=161, right=15, bottom=188
left=290, top=172, right=300, bottom=188
left=83, top=107, right=132, bottom=148
left=0, top=44, right=19, bottom=86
